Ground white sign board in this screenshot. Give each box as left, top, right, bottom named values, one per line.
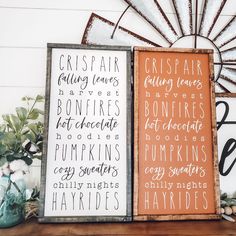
left=39, top=44, right=132, bottom=222
left=216, top=94, right=236, bottom=197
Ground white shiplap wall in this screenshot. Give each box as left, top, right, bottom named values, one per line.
left=0, top=0, right=235, bottom=189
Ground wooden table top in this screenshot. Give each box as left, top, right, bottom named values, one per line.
left=0, top=218, right=235, bottom=236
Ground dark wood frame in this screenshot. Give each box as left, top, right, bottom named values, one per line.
left=133, top=47, right=221, bottom=221
left=39, top=43, right=132, bottom=223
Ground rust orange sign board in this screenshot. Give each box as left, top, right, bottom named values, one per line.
left=133, top=47, right=220, bottom=221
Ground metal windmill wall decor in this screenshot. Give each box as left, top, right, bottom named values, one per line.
left=82, top=0, right=236, bottom=93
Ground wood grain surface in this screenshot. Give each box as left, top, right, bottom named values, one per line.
left=0, top=218, right=235, bottom=236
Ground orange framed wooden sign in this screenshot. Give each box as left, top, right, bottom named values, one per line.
left=134, top=47, right=220, bottom=221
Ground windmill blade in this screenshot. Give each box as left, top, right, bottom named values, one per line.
left=216, top=65, right=236, bottom=92
left=123, top=0, right=178, bottom=44
left=215, top=81, right=230, bottom=93
left=82, top=13, right=159, bottom=47
left=199, top=0, right=227, bottom=37
left=215, top=80, right=231, bottom=93
left=172, top=0, right=192, bottom=36
left=216, top=76, right=236, bottom=92
left=219, top=67, right=236, bottom=88
left=213, top=16, right=236, bottom=48
left=221, top=47, right=236, bottom=62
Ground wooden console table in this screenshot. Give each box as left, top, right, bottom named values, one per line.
left=0, top=218, right=235, bottom=235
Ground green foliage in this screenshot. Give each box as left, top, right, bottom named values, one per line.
left=0, top=95, right=44, bottom=167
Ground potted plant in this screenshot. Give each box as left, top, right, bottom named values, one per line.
left=0, top=95, right=44, bottom=228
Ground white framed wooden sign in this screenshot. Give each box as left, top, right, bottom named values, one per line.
left=216, top=93, right=236, bottom=197
left=39, top=44, right=132, bottom=222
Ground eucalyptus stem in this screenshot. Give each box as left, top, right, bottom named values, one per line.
left=20, top=99, right=36, bottom=133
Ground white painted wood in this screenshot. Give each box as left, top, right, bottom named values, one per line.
left=0, top=0, right=128, bottom=12
left=0, top=9, right=186, bottom=48
left=216, top=96, right=236, bottom=197
left=0, top=48, right=46, bottom=87
left=0, top=0, right=234, bottom=15
left=0, top=3, right=235, bottom=48
left=0, top=9, right=91, bottom=47
left=25, top=165, right=41, bottom=189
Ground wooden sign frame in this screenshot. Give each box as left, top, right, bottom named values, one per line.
left=39, top=43, right=132, bottom=223
left=133, top=47, right=220, bottom=221
left=215, top=93, right=236, bottom=196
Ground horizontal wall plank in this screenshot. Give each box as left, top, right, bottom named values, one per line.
left=25, top=165, right=41, bottom=189
left=0, top=9, right=92, bottom=47
left=0, top=48, right=46, bottom=87
left=0, top=9, right=164, bottom=47
left=0, top=7, right=234, bottom=48
left=0, top=0, right=235, bottom=15
left=0, top=0, right=128, bottom=12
